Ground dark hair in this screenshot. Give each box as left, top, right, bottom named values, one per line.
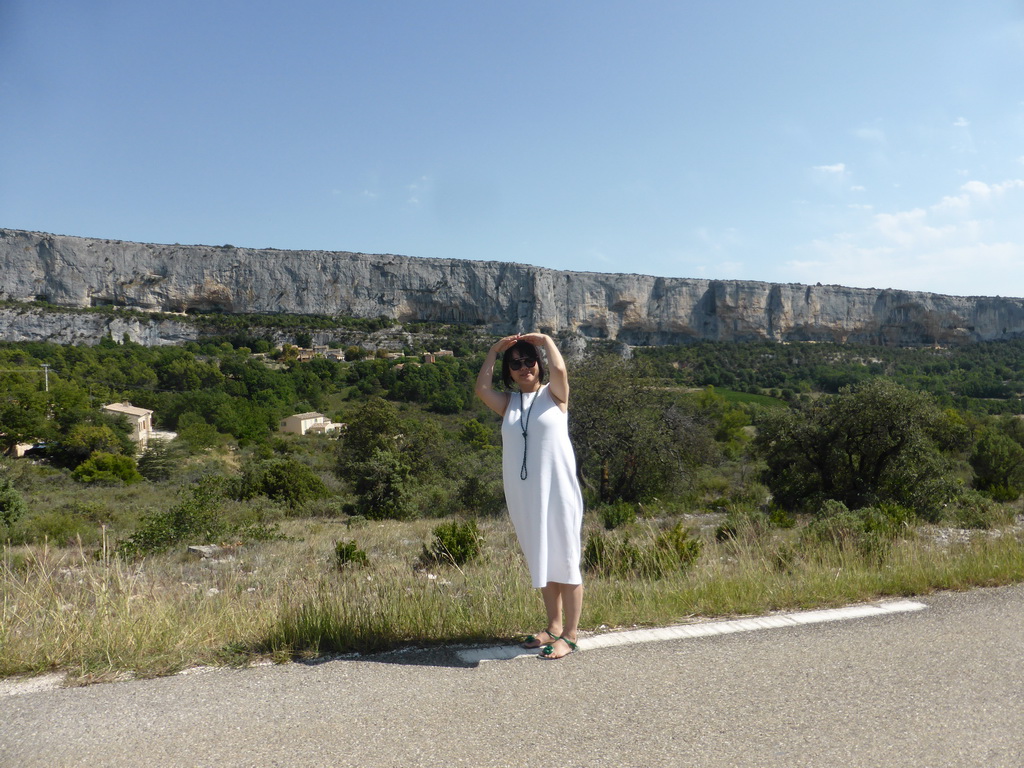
left=501, top=340, right=546, bottom=389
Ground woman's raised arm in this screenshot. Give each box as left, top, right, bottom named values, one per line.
left=474, top=335, right=517, bottom=416
left=520, top=333, right=569, bottom=408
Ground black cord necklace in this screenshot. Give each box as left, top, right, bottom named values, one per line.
left=519, top=387, right=539, bottom=480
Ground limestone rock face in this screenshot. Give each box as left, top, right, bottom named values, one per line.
left=3, top=227, right=1024, bottom=345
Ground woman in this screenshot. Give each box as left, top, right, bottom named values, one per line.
left=475, top=332, right=584, bottom=660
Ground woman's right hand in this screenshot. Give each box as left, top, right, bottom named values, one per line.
left=490, top=335, right=520, bottom=356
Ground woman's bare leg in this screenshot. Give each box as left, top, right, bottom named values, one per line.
left=541, top=583, right=564, bottom=636
left=539, top=582, right=583, bottom=659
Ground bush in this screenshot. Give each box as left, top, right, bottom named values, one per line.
left=235, top=457, right=330, bottom=509
left=715, top=507, right=770, bottom=542
left=584, top=524, right=701, bottom=579
left=335, top=540, right=368, bottom=568
left=801, top=503, right=911, bottom=559
left=970, top=429, right=1024, bottom=500
left=420, top=519, right=481, bottom=566
left=118, top=477, right=229, bottom=557
left=950, top=490, right=1014, bottom=530
left=583, top=532, right=642, bottom=577
left=756, top=379, right=960, bottom=517
left=454, top=475, right=505, bottom=517
left=8, top=510, right=95, bottom=546
left=72, top=451, right=143, bottom=485
left=0, top=476, right=28, bottom=529
left=653, top=522, right=703, bottom=572
left=599, top=502, right=637, bottom=530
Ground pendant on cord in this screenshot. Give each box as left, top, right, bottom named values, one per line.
left=519, top=389, right=537, bottom=480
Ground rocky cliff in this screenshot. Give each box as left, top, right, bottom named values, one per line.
left=3, top=228, right=1023, bottom=346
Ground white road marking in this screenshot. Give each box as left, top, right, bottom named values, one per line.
left=456, top=599, right=927, bottom=665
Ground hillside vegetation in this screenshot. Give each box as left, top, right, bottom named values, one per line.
left=2, top=323, right=1023, bottom=681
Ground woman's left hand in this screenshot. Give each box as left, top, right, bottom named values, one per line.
left=517, top=332, right=549, bottom=346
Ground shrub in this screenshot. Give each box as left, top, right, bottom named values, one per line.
left=715, top=506, right=770, bottom=542
left=235, top=457, right=330, bottom=509
left=652, top=522, right=703, bottom=572
left=0, top=476, right=28, bottom=529
left=756, top=379, right=960, bottom=517
left=118, top=477, right=229, bottom=557
left=801, top=503, right=911, bottom=559
left=584, top=525, right=700, bottom=579
left=950, top=490, right=1014, bottom=530
left=8, top=510, right=95, bottom=546
left=72, top=451, right=143, bottom=485
left=421, top=519, right=481, bottom=567
left=970, top=429, right=1024, bottom=500
left=454, top=475, right=505, bottom=517
left=458, top=419, right=493, bottom=450
left=335, top=540, right=368, bottom=568
left=816, top=499, right=849, bottom=518
left=583, top=532, right=642, bottom=577
left=599, top=501, right=637, bottom=530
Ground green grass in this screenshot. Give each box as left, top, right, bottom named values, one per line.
left=2, top=513, right=1023, bottom=684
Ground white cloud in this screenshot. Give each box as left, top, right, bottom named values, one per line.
left=853, top=126, right=886, bottom=144
left=813, top=163, right=846, bottom=174
left=962, top=180, right=991, bottom=199
left=783, top=178, right=1024, bottom=297
left=694, top=226, right=742, bottom=251
left=953, top=117, right=970, bottom=128
left=405, top=175, right=432, bottom=207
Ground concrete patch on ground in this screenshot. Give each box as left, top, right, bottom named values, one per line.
left=0, top=672, right=66, bottom=697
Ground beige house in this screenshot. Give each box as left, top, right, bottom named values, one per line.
left=101, top=402, right=155, bottom=450
left=279, top=412, right=343, bottom=436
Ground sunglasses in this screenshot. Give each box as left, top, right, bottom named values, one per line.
left=509, top=356, right=538, bottom=371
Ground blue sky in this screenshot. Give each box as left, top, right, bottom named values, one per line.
left=2, top=1, right=1023, bottom=298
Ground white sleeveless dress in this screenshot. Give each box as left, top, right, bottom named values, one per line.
left=501, top=384, right=584, bottom=588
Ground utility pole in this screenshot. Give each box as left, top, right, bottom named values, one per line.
left=40, top=364, right=50, bottom=392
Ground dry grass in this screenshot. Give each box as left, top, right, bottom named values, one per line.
left=3, top=515, right=1024, bottom=683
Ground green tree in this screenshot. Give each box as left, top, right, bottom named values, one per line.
left=176, top=413, right=223, bottom=451
left=57, top=423, right=132, bottom=467
left=137, top=439, right=177, bottom=481
left=0, top=383, right=50, bottom=453
left=353, top=448, right=414, bottom=520
left=755, top=379, right=959, bottom=517
left=338, top=397, right=401, bottom=471
left=970, top=429, right=1024, bottom=500
left=458, top=419, right=493, bottom=450
left=569, top=356, right=718, bottom=502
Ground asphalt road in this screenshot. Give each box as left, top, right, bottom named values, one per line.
left=2, top=584, right=1023, bottom=768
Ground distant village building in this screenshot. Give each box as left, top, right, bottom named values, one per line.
left=101, top=402, right=155, bottom=450
left=279, top=412, right=343, bottom=436
left=422, top=350, right=454, bottom=364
